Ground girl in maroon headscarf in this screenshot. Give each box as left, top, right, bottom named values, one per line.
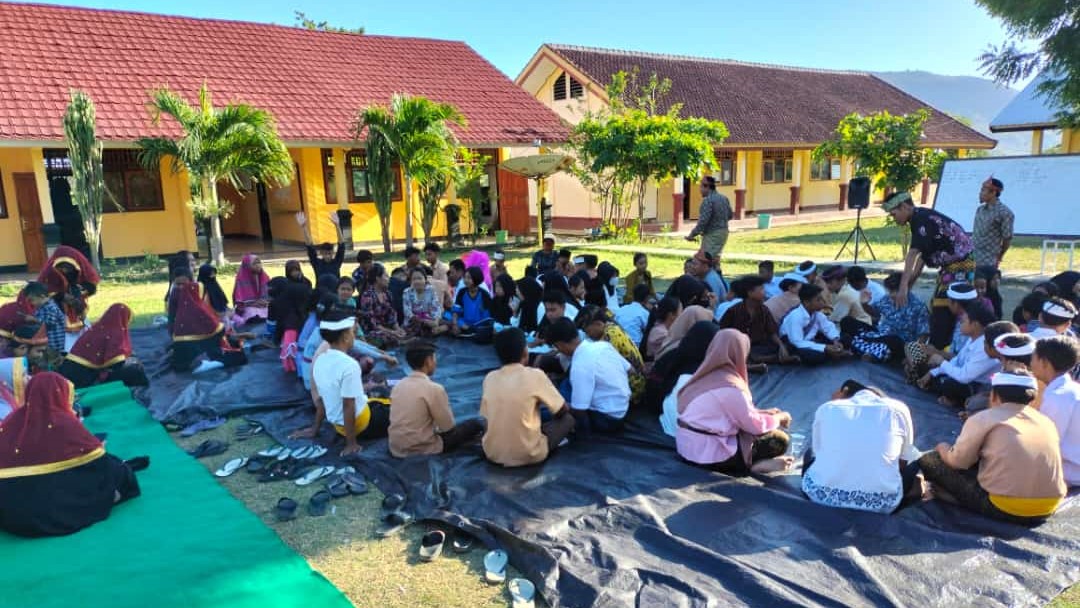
left=0, top=372, right=142, bottom=537
left=59, top=304, right=148, bottom=389
left=172, top=283, right=247, bottom=373
left=36, top=245, right=101, bottom=350
left=232, top=253, right=270, bottom=324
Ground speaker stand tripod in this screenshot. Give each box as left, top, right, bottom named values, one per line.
left=834, top=207, right=876, bottom=264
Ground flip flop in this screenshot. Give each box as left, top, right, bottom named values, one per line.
left=419, top=530, right=446, bottom=562
left=376, top=511, right=413, bottom=537
left=452, top=526, right=474, bottom=554
left=483, top=549, right=508, bottom=584
left=307, top=490, right=332, bottom=517
left=275, top=448, right=293, bottom=461
left=303, top=445, right=328, bottom=459
left=295, top=465, right=335, bottom=486
left=256, top=445, right=289, bottom=459
left=234, top=421, right=264, bottom=441
left=187, top=439, right=229, bottom=459
left=274, top=497, right=298, bottom=522
left=215, top=457, right=249, bottom=477
left=343, top=472, right=369, bottom=495
left=326, top=477, right=350, bottom=498
left=246, top=458, right=270, bottom=474
left=381, top=493, right=405, bottom=511
left=508, top=578, right=536, bottom=608
left=291, top=446, right=315, bottom=460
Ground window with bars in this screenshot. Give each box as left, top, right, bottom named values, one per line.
left=810, top=157, right=843, bottom=181
left=715, top=151, right=736, bottom=186
left=761, top=150, right=794, bottom=184
left=44, top=149, right=164, bottom=213
left=321, top=149, right=402, bottom=204
left=553, top=72, right=585, bottom=101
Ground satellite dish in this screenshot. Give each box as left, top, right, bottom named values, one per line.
left=498, top=154, right=572, bottom=179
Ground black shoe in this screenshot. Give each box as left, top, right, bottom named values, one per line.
left=124, top=456, right=151, bottom=472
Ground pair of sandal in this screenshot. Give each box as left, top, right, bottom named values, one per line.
left=418, top=523, right=474, bottom=561
left=326, top=470, right=368, bottom=497
left=234, top=420, right=264, bottom=441
left=257, top=444, right=328, bottom=461
left=376, top=493, right=413, bottom=537
left=482, top=550, right=535, bottom=607
left=274, top=490, right=332, bottom=521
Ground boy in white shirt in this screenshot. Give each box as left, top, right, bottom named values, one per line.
left=548, top=317, right=631, bottom=435
left=1031, top=335, right=1080, bottom=487
left=1031, top=297, right=1077, bottom=339
left=614, top=283, right=651, bottom=345
left=779, top=284, right=850, bottom=365
left=918, top=302, right=1000, bottom=407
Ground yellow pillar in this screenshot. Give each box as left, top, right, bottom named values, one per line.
left=1032, top=129, right=1045, bottom=155
left=29, top=148, right=54, bottom=225
left=956, top=148, right=968, bottom=159
left=332, top=149, right=348, bottom=211
left=1062, top=129, right=1076, bottom=153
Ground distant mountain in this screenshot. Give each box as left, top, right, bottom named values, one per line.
left=874, top=71, right=1029, bottom=155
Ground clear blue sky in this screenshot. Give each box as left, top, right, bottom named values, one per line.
left=25, top=0, right=1019, bottom=82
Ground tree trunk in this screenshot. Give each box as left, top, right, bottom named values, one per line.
left=84, top=219, right=101, bottom=270
left=404, top=173, right=414, bottom=248
left=381, top=215, right=392, bottom=253
left=205, top=178, right=226, bottom=266
left=637, top=178, right=647, bottom=242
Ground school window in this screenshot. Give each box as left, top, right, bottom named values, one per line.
left=553, top=72, right=585, bottom=101
left=811, top=157, right=843, bottom=181
left=716, top=151, right=736, bottom=186
left=761, top=150, right=793, bottom=184
left=102, top=150, right=164, bottom=213
left=322, top=149, right=402, bottom=204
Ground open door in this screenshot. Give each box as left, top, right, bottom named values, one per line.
left=497, top=168, right=530, bottom=235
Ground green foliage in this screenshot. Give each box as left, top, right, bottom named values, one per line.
left=814, top=109, right=937, bottom=193
left=293, top=11, right=364, bottom=34
left=605, top=67, right=683, bottom=117
left=451, top=149, right=490, bottom=244
left=136, top=83, right=294, bottom=264
left=355, top=94, right=465, bottom=248
left=574, top=106, right=728, bottom=239
left=63, top=90, right=114, bottom=269
left=976, top=0, right=1080, bottom=127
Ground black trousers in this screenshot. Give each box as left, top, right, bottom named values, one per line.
left=572, top=409, right=625, bottom=436
left=931, top=375, right=975, bottom=404
left=542, top=411, right=576, bottom=452
left=438, top=418, right=486, bottom=453
left=929, top=305, right=956, bottom=351
left=917, top=451, right=1049, bottom=525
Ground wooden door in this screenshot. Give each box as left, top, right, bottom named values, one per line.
left=14, top=173, right=46, bottom=272
left=497, top=168, right=530, bottom=235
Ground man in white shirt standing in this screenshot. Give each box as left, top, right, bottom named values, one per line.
left=1031, top=335, right=1080, bottom=487
left=779, top=284, right=850, bottom=365
left=548, top=317, right=631, bottom=435
left=918, top=302, right=1000, bottom=407
left=291, top=312, right=385, bottom=456
left=614, top=283, right=652, bottom=346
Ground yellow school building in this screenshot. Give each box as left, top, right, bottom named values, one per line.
left=0, top=4, right=566, bottom=272
left=990, top=70, right=1080, bottom=155
left=516, top=45, right=996, bottom=231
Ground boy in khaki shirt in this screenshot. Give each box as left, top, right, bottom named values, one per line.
left=388, top=342, right=485, bottom=458
left=481, top=328, right=575, bottom=467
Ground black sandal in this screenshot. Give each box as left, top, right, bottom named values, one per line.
left=307, top=490, right=332, bottom=517
left=275, top=497, right=298, bottom=522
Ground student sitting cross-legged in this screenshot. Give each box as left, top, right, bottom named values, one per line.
left=802, top=380, right=921, bottom=514
left=779, top=284, right=851, bottom=365
left=1031, top=335, right=1080, bottom=488
left=917, top=302, right=1000, bottom=407
left=719, top=275, right=796, bottom=364
left=480, top=328, right=575, bottom=467
left=388, top=342, right=485, bottom=458
left=547, top=317, right=631, bottom=435
left=962, top=324, right=1030, bottom=418
left=291, top=311, right=390, bottom=456
left=917, top=370, right=1067, bottom=524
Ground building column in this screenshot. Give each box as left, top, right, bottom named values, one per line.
left=331, top=148, right=353, bottom=249
left=789, top=152, right=803, bottom=215
left=734, top=150, right=747, bottom=219
left=1032, top=129, right=1045, bottom=155
left=1062, top=129, right=1075, bottom=153
left=671, top=176, right=684, bottom=232
left=920, top=178, right=931, bottom=205
left=837, top=156, right=851, bottom=211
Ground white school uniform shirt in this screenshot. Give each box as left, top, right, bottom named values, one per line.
left=763, top=278, right=782, bottom=299
left=802, top=390, right=920, bottom=514
left=866, top=280, right=886, bottom=304
left=929, top=335, right=1000, bottom=385
left=1030, top=326, right=1064, bottom=339
left=569, top=340, right=631, bottom=419
left=1039, top=374, right=1080, bottom=486
left=779, top=305, right=840, bottom=352
left=614, top=301, right=650, bottom=346
left=536, top=301, right=580, bottom=330
left=312, top=349, right=368, bottom=426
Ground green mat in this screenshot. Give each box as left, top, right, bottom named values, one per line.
left=0, top=382, right=353, bottom=608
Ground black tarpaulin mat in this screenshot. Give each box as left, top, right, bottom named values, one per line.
left=130, top=327, right=313, bottom=425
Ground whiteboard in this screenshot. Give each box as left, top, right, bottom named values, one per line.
left=932, top=154, right=1080, bottom=236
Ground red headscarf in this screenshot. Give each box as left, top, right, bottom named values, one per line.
left=0, top=372, right=104, bottom=478
left=0, top=295, right=34, bottom=339
left=66, top=303, right=133, bottom=369
left=172, top=282, right=224, bottom=342
left=677, top=329, right=750, bottom=415
left=233, top=253, right=269, bottom=304
left=37, top=245, right=101, bottom=296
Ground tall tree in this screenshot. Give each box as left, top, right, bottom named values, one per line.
left=361, top=111, right=398, bottom=253
left=355, top=94, right=465, bottom=248
left=976, top=0, right=1080, bottom=127
left=453, top=148, right=491, bottom=244
left=137, top=84, right=294, bottom=265
left=814, top=109, right=935, bottom=193
left=62, top=90, right=111, bottom=270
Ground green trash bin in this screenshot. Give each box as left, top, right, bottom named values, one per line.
left=757, top=214, right=772, bottom=230
left=495, top=230, right=508, bottom=244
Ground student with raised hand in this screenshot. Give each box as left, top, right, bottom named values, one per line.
left=779, top=284, right=849, bottom=365
left=1031, top=336, right=1080, bottom=487
left=547, top=317, right=631, bottom=435
left=388, top=342, right=485, bottom=458
left=918, top=302, right=1000, bottom=407
left=802, top=380, right=921, bottom=514
left=296, top=211, right=345, bottom=279
left=917, top=370, right=1067, bottom=523
left=1031, top=297, right=1078, bottom=339
left=480, top=328, right=575, bottom=467
left=676, top=329, right=794, bottom=475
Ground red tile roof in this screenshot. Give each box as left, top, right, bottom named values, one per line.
left=546, top=45, right=996, bottom=149
left=0, top=3, right=569, bottom=145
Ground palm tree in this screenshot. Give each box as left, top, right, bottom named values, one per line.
left=355, top=94, right=465, bottom=248
left=136, top=84, right=294, bottom=265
